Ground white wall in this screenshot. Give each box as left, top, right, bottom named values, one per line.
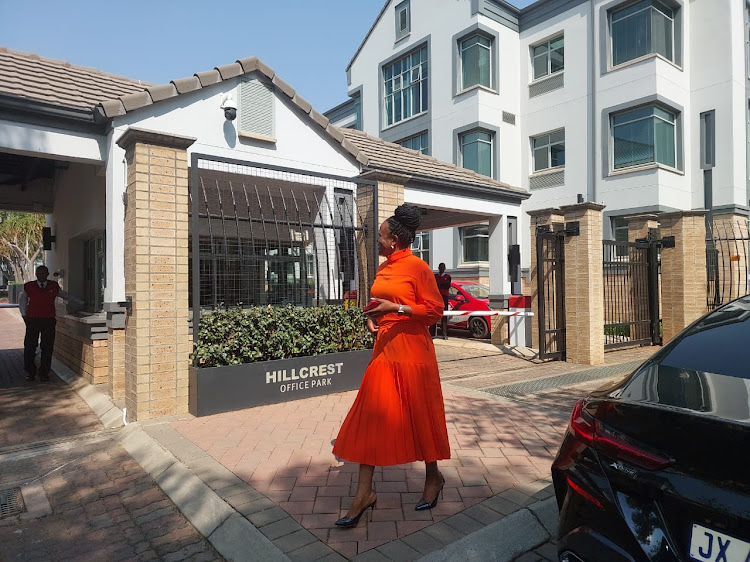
left=46, top=162, right=106, bottom=298
left=103, top=79, right=362, bottom=302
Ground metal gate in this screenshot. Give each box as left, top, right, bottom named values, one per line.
left=537, top=230, right=565, bottom=361
left=603, top=239, right=660, bottom=350
left=188, top=155, right=376, bottom=320
left=706, top=218, right=750, bottom=310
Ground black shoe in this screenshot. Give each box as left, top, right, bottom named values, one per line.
left=415, top=476, right=445, bottom=511
left=25, top=374, right=36, bottom=382
left=335, top=498, right=377, bottom=528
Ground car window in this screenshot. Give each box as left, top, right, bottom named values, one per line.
left=658, top=297, right=750, bottom=380
left=461, top=284, right=490, bottom=299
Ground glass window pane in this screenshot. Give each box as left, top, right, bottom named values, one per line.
left=550, top=47, right=564, bottom=73
left=549, top=37, right=564, bottom=51
left=651, top=9, right=673, bottom=60
left=550, top=143, right=566, bottom=167
left=462, top=43, right=480, bottom=88
left=533, top=44, right=548, bottom=57
left=532, top=134, right=549, bottom=149
left=533, top=146, right=549, bottom=171
left=385, top=96, right=393, bottom=126
left=477, top=139, right=492, bottom=177
left=533, top=54, right=548, bottom=79
left=549, top=129, right=565, bottom=144
left=612, top=8, right=651, bottom=66
left=612, top=0, right=650, bottom=23
left=478, top=44, right=491, bottom=87
left=612, top=106, right=653, bottom=125
left=462, top=138, right=479, bottom=172
left=654, top=118, right=675, bottom=167
left=613, top=118, right=654, bottom=169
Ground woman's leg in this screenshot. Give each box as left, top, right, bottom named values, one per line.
left=421, top=461, right=444, bottom=501
left=345, top=464, right=377, bottom=517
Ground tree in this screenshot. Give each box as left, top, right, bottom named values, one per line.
left=0, top=211, right=45, bottom=284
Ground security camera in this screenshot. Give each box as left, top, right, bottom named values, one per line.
left=220, top=94, right=237, bottom=121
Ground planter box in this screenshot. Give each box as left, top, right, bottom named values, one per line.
left=189, top=349, right=372, bottom=417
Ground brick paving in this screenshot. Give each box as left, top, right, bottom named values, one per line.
left=0, top=306, right=223, bottom=562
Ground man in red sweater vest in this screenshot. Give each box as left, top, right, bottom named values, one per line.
left=19, top=265, right=79, bottom=382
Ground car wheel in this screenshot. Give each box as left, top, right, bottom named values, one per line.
left=469, top=317, right=490, bottom=339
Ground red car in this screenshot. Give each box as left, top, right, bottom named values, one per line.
left=446, top=281, right=491, bottom=339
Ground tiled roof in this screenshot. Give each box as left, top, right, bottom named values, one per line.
left=0, top=47, right=525, bottom=195
left=339, top=128, right=527, bottom=195
left=0, top=47, right=149, bottom=110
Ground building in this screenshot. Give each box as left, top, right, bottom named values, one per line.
left=326, top=0, right=750, bottom=276
left=0, top=47, right=526, bottom=419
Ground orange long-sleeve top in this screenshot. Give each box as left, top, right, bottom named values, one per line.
left=370, top=247, right=444, bottom=326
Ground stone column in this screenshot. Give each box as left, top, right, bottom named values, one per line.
left=659, top=210, right=707, bottom=343
left=356, top=171, right=407, bottom=306
left=527, top=208, right=564, bottom=351
left=116, top=128, right=195, bottom=422
left=560, top=203, right=605, bottom=365
left=626, top=214, right=660, bottom=242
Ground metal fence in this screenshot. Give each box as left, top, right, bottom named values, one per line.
left=603, top=240, right=660, bottom=350
left=536, top=230, right=565, bottom=361
left=189, top=155, right=374, bottom=315
left=706, top=218, right=750, bottom=310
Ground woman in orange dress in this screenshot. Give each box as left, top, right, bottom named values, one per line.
left=332, top=204, right=451, bottom=528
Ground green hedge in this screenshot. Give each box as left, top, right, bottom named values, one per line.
left=191, top=304, right=375, bottom=368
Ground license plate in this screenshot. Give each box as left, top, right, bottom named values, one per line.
left=690, top=524, right=750, bottom=562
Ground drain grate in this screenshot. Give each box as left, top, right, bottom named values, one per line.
left=0, top=487, right=25, bottom=518
left=483, top=360, right=645, bottom=398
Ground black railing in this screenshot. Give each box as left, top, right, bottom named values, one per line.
left=188, top=156, right=374, bottom=314
left=706, top=219, right=750, bottom=310
left=537, top=230, right=565, bottom=361
left=603, top=240, right=660, bottom=350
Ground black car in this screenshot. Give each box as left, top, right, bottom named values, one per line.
left=552, top=296, right=750, bottom=562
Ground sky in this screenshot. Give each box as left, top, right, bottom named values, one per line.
left=0, top=0, right=535, bottom=113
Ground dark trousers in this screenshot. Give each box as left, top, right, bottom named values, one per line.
left=24, top=317, right=56, bottom=377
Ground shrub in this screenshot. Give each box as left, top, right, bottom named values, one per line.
left=191, top=304, right=375, bottom=368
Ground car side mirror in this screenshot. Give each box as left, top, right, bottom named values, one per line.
left=455, top=294, right=465, bottom=302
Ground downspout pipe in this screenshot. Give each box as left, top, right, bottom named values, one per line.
left=590, top=0, right=597, bottom=204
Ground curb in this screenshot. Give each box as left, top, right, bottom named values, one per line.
left=50, top=357, right=289, bottom=562
left=417, top=497, right=557, bottom=562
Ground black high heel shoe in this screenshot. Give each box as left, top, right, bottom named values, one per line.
left=335, top=498, right=377, bottom=528
left=415, top=476, right=445, bottom=511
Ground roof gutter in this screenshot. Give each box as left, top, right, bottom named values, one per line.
left=363, top=165, right=530, bottom=201
left=0, top=93, right=109, bottom=133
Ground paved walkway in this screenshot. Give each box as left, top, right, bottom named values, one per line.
left=0, top=305, right=657, bottom=561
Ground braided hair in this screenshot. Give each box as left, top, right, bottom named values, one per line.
left=387, top=204, right=422, bottom=248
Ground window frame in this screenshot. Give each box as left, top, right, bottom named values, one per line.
left=610, top=104, right=677, bottom=172
left=395, top=0, right=410, bottom=41
left=531, top=129, right=566, bottom=173
left=608, top=0, right=676, bottom=69
left=459, top=224, right=490, bottom=265
left=530, top=34, right=564, bottom=82
left=459, top=129, right=494, bottom=178
left=381, top=44, right=429, bottom=129
left=411, top=231, right=430, bottom=264
left=458, top=33, right=493, bottom=91
left=398, top=131, right=430, bottom=155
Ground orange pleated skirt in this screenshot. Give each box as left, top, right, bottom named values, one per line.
left=332, top=320, right=451, bottom=466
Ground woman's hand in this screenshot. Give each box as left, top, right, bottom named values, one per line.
left=366, top=317, right=379, bottom=334
left=363, top=298, right=399, bottom=319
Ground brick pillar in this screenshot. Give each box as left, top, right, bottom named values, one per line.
left=527, top=208, right=564, bottom=351
left=560, top=203, right=605, bottom=365
left=659, top=211, right=707, bottom=343
left=116, top=128, right=195, bottom=422
left=626, top=214, right=659, bottom=242
left=356, top=171, right=407, bottom=306
left=108, top=328, right=125, bottom=400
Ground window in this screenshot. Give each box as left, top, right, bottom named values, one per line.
left=459, top=130, right=493, bottom=177
left=460, top=34, right=492, bottom=90
left=383, top=46, right=428, bottom=127
left=612, top=105, right=676, bottom=170
left=83, top=234, right=105, bottom=313
left=532, top=130, right=565, bottom=172
left=398, top=132, right=429, bottom=154
left=610, top=0, right=674, bottom=67
left=532, top=35, right=564, bottom=80
left=700, top=110, right=715, bottom=170
left=411, top=231, right=430, bottom=263
left=460, top=225, right=489, bottom=263
left=612, top=217, right=629, bottom=256
left=395, top=0, right=410, bottom=40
